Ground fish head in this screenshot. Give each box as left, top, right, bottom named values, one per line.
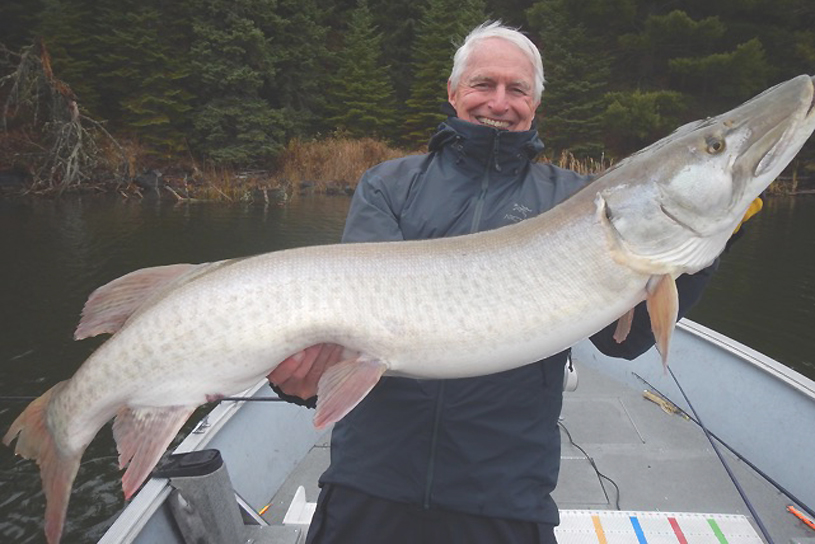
left=598, top=74, right=815, bottom=275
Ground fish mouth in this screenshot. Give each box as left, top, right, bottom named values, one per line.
left=809, top=76, right=815, bottom=115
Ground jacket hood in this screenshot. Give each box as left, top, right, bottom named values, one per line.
left=428, top=116, right=546, bottom=173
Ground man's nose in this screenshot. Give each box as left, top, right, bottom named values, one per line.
left=489, top=86, right=509, bottom=112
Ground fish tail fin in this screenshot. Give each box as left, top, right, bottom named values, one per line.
left=3, top=382, right=81, bottom=544
left=113, top=405, right=196, bottom=498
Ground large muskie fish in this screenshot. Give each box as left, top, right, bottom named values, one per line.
left=6, top=75, right=815, bottom=543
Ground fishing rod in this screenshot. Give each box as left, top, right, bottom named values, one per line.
left=666, top=367, right=776, bottom=544
left=633, top=371, right=815, bottom=522
left=0, top=395, right=287, bottom=403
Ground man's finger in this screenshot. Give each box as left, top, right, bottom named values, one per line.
left=267, top=355, right=301, bottom=384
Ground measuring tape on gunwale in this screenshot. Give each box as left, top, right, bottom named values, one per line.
left=557, top=510, right=762, bottom=544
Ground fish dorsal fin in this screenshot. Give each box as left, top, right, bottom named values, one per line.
left=646, top=274, right=679, bottom=368
left=75, top=263, right=203, bottom=340
left=112, top=405, right=196, bottom=498
left=313, top=356, right=388, bottom=429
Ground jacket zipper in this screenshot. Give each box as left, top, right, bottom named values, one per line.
left=423, top=132, right=500, bottom=509
left=469, top=132, right=500, bottom=234
left=423, top=381, right=445, bottom=508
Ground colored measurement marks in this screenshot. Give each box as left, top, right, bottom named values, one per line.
left=557, top=510, right=763, bottom=544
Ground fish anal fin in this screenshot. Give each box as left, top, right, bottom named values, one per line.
left=613, top=308, right=635, bottom=343
left=75, top=263, right=199, bottom=340
left=646, top=274, right=679, bottom=369
left=313, top=357, right=388, bottom=430
left=3, top=382, right=80, bottom=544
left=112, top=405, right=195, bottom=499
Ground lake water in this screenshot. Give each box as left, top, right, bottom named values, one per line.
left=0, top=194, right=813, bottom=543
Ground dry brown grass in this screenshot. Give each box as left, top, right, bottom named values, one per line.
left=544, top=150, right=614, bottom=175
left=273, top=136, right=411, bottom=195
left=163, top=140, right=614, bottom=202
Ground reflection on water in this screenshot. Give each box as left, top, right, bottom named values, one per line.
left=0, top=194, right=813, bottom=543
left=689, top=196, right=815, bottom=379
left=0, top=195, right=351, bottom=543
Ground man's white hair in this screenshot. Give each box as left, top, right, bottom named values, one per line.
left=449, top=21, right=545, bottom=100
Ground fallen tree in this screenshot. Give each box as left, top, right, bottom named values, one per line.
left=1, top=39, right=127, bottom=195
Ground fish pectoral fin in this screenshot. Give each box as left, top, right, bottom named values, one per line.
left=74, top=263, right=202, bottom=340
left=3, top=382, right=79, bottom=544
left=645, top=274, right=679, bottom=368
left=613, top=308, right=636, bottom=343
left=313, top=356, right=388, bottom=430
left=112, top=405, right=196, bottom=499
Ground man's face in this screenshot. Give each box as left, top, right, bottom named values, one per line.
left=448, top=38, right=539, bottom=132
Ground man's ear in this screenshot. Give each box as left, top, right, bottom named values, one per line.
left=447, top=80, right=457, bottom=108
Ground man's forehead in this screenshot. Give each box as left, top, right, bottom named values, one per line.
left=463, top=40, right=535, bottom=79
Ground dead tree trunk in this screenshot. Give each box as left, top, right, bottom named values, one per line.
left=1, top=39, right=126, bottom=194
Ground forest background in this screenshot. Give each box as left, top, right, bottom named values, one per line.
left=1, top=0, right=814, bottom=198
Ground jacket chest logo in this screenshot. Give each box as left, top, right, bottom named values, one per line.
left=504, top=203, right=533, bottom=223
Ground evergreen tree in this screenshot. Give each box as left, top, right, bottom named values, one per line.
left=325, top=0, right=398, bottom=139
left=617, top=10, right=726, bottom=88
left=368, top=0, right=423, bottom=104
left=36, top=0, right=106, bottom=115
left=188, top=0, right=288, bottom=165
left=94, top=1, right=193, bottom=156
left=601, top=89, right=686, bottom=153
left=0, top=0, right=46, bottom=53
left=527, top=0, right=610, bottom=159
left=402, top=0, right=486, bottom=148
left=265, top=0, right=330, bottom=137
left=669, top=38, right=770, bottom=106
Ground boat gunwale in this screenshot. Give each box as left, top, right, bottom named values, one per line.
left=97, top=380, right=269, bottom=544
left=678, top=319, right=815, bottom=398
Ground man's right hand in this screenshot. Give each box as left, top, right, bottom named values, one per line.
left=268, top=343, right=347, bottom=400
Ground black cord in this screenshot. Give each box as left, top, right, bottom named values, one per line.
left=559, top=420, right=622, bottom=510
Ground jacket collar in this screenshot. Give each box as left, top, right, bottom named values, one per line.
left=428, top=116, right=545, bottom=173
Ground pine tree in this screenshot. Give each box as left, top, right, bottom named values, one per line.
left=94, top=1, right=193, bottom=156
left=669, top=38, right=770, bottom=106
left=527, top=0, right=610, bottom=159
left=617, top=10, right=727, bottom=90
left=367, top=0, right=423, bottom=104
left=325, top=0, right=398, bottom=139
left=36, top=0, right=106, bottom=115
left=188, top=0, right=288, bottom=165
left=402, top=0, right=486, bottom=148
left=265, top=0, right=330, bottom=137
left=0, top=0, right=46, bottom=53
left=601, top=89, right=686, bottom=153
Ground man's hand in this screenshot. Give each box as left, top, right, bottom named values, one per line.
left=734, top=196, right=763, bottom=234
left=726, top=196, right=763, bottom=251
left=268, top=343, right=347, bottom=400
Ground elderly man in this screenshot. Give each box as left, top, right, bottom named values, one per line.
left=270, top=21, right=714, bottom=544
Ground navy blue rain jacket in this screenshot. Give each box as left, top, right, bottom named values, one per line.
left=316, top=117, right=715, bottom=524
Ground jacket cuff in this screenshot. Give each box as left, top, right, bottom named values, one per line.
left=269, top=382, right=318, bottom=409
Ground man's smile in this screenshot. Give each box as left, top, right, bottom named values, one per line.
left=476, top=117, right=512, bottom=129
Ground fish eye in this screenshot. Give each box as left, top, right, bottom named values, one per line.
left=706, top=136, right=726, bottom=154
